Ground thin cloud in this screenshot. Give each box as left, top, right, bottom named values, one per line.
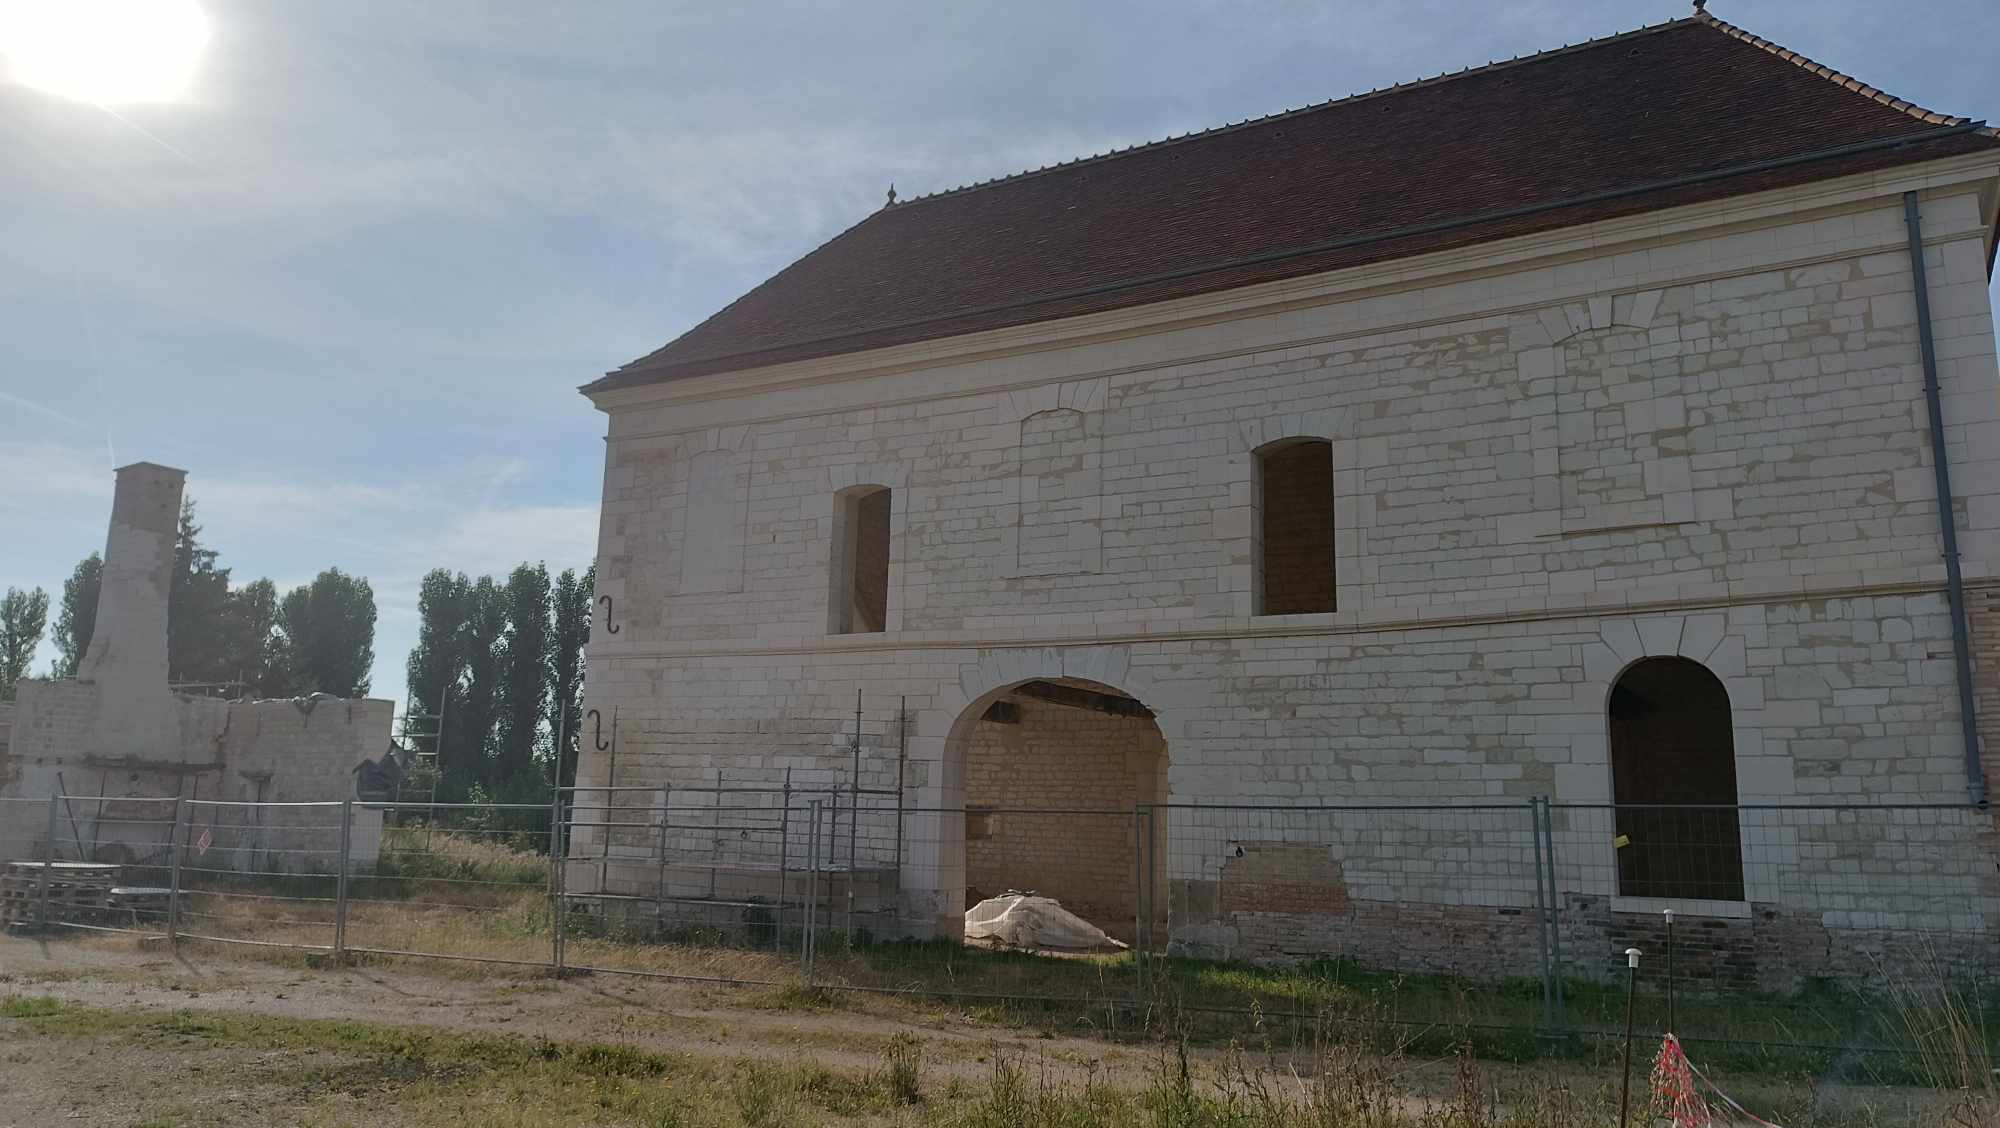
left=4, top=0, right=1995, bottom=703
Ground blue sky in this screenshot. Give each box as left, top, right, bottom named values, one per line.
left=3, top=1, right=1997, bottom=710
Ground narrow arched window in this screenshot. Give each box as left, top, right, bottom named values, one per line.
left=830, top=486, right=890, bottom=634
left=1254, top=438, right=1335, bottom=615
left=1609, top=656, right=1743, bottom=901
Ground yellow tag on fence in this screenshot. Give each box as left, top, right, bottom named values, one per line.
left=1613, top=834, right=1631, bottom=848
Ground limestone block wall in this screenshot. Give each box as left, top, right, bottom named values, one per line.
left=578, top=166, right=2000, bottom=977
left=594, top=192, right=2000, bottom=647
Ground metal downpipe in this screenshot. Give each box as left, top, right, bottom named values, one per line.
left=1902, top=190, right=1988, bottom=807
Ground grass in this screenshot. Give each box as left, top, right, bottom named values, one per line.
left=371, top=824, right=553, bottom=890
left=0, top=993, right=1595, bottom=1126
left=8, top=991, right=1990, bottom=1127
left=106, top=829, right=2000, bottom=1084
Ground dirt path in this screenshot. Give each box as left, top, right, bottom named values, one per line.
left=1, top=934, right=1944, bottom=1128
left=0, top=933, right=1167, bottom=1086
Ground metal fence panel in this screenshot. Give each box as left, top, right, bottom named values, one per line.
left=7, top=787, right=1999, bottom=1066
left=342, top=801, right=556, bottom=969
left=168, top=799, right=346, bottom=952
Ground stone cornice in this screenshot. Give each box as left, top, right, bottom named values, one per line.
left=587, top=573, right=1994, bottom=666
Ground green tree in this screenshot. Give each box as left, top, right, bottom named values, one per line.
left=0, top=586, right=50, bottom=700
left=549, top=563, right=594, bottom=789
left=52, top=553, right=101, bottom=677
left=167, top=498, right=237, bottom=686
left=494, top=563, right=551, bottom=784
left=404, top=569, right=507, bottom=787
left=406, top=568, right=472, bottom=766
left=455, top=576, right=509, bottom=786
left=229, top=579, right=284, bottom=696
left=275, top=568, right=376, bottom=697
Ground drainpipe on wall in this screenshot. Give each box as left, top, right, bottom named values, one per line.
left=1901, top=190, right=1988, bottom=808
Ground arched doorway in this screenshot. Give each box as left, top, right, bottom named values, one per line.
left=1609, top=656, right=1743, bottom=902
left=946, top=677, right=1167, bottom=941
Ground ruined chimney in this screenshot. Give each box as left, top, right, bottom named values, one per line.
left=80, top=461, right=186, bottom=756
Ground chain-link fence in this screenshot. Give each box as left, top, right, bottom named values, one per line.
left=7, top=788, right=1996, bottom=1067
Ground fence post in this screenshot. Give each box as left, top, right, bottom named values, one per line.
left=893, top=697, right=907, bottom=904
left=1137, top=806, right=1156, bottom=1002
left=38, top=794, right=58, bottom=929
left=655, top=785, right=670, bottom=936
left=1530, top=797, right=1553, bottom=1034
left=334, top=798, right=352, bottom=961
left=166, top=796, right=186, bottom=944
left=802, top=799, right=821, bottom=984
left=1539, top=796, right=1565, bottom=1026
left=1147, top=805, right=1159, bottom=961
left=848, top=689, right=861, bottom=931
left=549, top=790, right=566, bottom=978
left=778, top=768, right=792, bottom=955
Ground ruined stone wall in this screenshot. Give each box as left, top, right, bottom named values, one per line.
left=578, top=175, right=2000, bottom=977
left=0, top=680, right=391, bottom=871
left=0, top=466, right=394, bottom=873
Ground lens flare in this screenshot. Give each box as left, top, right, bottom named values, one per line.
left=0, top=0, right=210, bottom=105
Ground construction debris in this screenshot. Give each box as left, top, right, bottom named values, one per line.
left=965, top=891, right=1126, bottom=952
left=0, top=861, right=118, bottom=926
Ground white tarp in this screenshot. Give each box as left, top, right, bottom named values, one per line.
left=964, top=892, right=1127, bottom=951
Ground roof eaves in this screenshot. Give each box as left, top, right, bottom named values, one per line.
left=611, top=204, right=896, bottom=375
left=1693, top=9, right=1996, bottom=135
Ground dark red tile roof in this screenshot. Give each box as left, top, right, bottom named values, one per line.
left=591, top=13, right=1997, bottom=393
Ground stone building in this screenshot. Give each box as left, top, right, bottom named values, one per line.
left=1, top=463, right=396, bottom=872
left=570, top=11, right=2000, bottom=982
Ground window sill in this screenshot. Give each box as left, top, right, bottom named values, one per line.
left=1609, top=895, right=1750, bottom=920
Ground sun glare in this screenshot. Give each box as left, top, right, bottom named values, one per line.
left=0, top=0, right=210, bottom=105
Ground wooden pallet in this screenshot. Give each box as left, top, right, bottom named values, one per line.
left=0, top=862, right=119, bottom=925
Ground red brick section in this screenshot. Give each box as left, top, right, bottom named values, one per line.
left=592, top=15, right=1998, bottom=393
left=1973, top=584, right=2000, bottom=801
left=1219, top=843, right=1350, bottom=915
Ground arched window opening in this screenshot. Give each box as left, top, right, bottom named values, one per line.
left=831, top=486, right=890, bottom=634
left=1609, top=656, right=1744, bottom=902
left=1254, top=438, right=1335, bottom=615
